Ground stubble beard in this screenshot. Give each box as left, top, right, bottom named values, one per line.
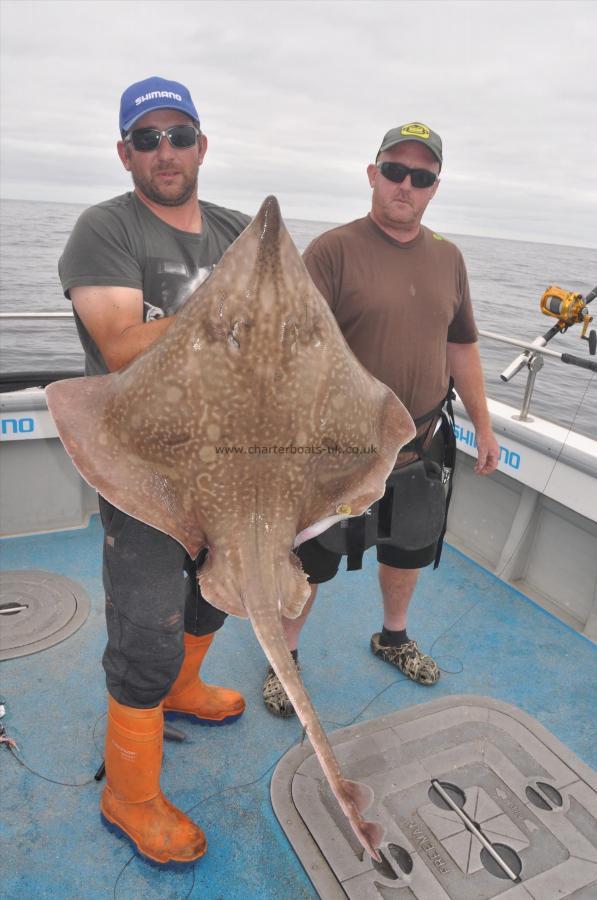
left=379, top=202, right=418, bottom=234
left=388, top=194, right=416, bottom=223
left=132, top=169, right=198, bottom=207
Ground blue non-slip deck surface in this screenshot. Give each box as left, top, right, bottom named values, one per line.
left=1, top=516, right=596, bottom=899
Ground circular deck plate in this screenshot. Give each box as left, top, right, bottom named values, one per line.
left=0, top=570, right=91, bottom=660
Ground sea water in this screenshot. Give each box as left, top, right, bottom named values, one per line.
left=1, top=198, right=595, bottom=438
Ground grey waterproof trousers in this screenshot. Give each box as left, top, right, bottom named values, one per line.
left=99, top=497, right=226, bottom=708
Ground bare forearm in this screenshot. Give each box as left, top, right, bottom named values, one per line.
left=106, top=316, right=174, bottom=371
left=70, top=285, right=176, bottom=373
left=447, top=341, right=500, bottom=475
left=448, top=342, right=491, bottom=433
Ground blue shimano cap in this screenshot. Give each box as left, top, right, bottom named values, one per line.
left=119, top=76, right=200, bottom=135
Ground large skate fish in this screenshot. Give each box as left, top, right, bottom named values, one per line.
left=46, top=196, right=415, bottom=861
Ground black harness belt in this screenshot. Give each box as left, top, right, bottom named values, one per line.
left=317, top=381, right=457, bottom=571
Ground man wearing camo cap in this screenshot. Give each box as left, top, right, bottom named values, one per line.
left=263, top=122, right=499, bottom=716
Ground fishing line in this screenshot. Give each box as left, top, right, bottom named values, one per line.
left=421, top=373, right=594, bottom=667
left=4, top=711, right=105, bottom=788
left=322, top=676, right=410, bottom=729
left=428, top=596, right=482, bottom=673
left=12, top=361, right=594, bottom=888
left=321, top=598, right=475, bottom=730
left=11, top=369, right=595, bottom=897
left=484, top=369, right=595, bottom=580
left=112, top=730, right=309, bottom=900
left=112, top=854, right=196, bottom=900
left=426, top=369, right=595, bottom=670
left=184, top=734, right=302, bottom=818
left=5, top=700, right=298, bottom=899
left=4, top=599, right=469, bottom=900
left=111, top=655, right=456, bottom=898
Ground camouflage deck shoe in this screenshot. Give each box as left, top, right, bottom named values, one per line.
left=370, top=634, right=440, bottom=685
left=262, top=663, right=299, bottom=718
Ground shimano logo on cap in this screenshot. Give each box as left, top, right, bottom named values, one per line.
left=119, top=77, right=200, bottom=134
left=135, top=91, right=183, bottom=107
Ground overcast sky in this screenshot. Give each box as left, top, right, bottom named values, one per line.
left=1, top=0, right=596, bottom=247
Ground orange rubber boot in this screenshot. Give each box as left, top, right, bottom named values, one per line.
left=100, top=696, right=206, bottom=866
left=163, top=632, right=245, bottom=725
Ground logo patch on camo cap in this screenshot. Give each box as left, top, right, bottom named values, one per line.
left=401, top=123, right=431, bottom=139
left=377, top=122, right=442, bottom=167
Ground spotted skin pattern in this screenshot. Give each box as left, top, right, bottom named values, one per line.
left=46, top=196, right=415, bottom=861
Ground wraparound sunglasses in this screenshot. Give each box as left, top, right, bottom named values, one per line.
left=377, top=161, right=438, bottom=189
left=125, top=124, right=200, bottom=152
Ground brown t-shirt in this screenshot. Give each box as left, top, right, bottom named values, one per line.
left=303, top=215, right=477, bottom=451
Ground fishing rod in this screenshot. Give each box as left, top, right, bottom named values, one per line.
left=498, top=283, right=597, bottom=384
left=480, top=283, right=597, bottom=421
left=539, top=284, right=597, bottom=352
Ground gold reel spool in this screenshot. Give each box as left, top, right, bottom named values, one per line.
left=540, top=285, right=595, bottom=352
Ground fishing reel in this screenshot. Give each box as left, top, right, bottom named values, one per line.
left=540, top=285, right=596, bottom=355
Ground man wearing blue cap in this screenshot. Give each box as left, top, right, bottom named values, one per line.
left=59, top=77, right=251, bottom=866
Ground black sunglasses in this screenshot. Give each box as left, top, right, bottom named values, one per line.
left=126, top=124, right=200, bottom=152
left=377, top=161, right=438, bottom=189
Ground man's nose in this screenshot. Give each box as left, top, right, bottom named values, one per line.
left=156, top=135, right=175, bottom=158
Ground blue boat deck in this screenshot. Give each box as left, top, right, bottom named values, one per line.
left=2, top=515, right=596, bottom=899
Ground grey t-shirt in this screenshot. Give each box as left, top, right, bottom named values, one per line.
left=59, top=192, right=250, bottom=375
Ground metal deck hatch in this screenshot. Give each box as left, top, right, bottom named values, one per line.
left=271, top=695, right=597, bottom=899
left=0, top=570, right=91, bottom=660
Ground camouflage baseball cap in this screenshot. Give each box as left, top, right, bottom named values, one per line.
left=376, top=122, right=442, bottom=167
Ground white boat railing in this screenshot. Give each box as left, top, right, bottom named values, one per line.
left=478, top=328, right=597, bottom=421
left=1, top=311, right=596, bottom=639
left=0, top=312, right=74, bottom=318
left=2, top=311, right=595, bottom=421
